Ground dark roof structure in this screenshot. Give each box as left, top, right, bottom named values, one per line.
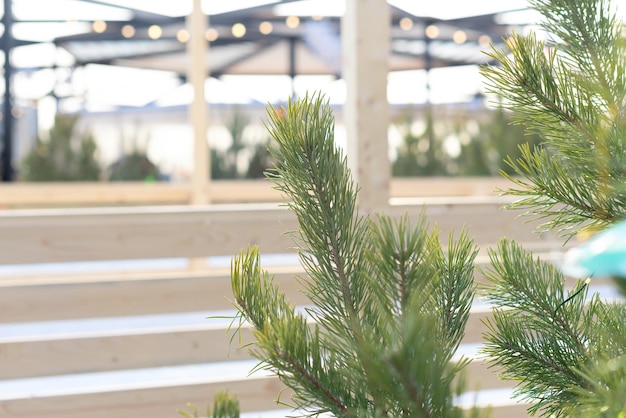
left=49, top=1, right=531, bottom=77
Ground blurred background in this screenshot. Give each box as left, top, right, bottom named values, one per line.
left=1, top=0, right=618, bottom=183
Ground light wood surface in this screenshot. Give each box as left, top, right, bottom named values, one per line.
left=0, top=308, right=492, bottom=379
left=0, top=198, right=565, bottom=265
left=343, top=0, right=391, bottom=212
left=0, top=178, right=511, bottom=207
left=0, top=377, right=290, bottom=418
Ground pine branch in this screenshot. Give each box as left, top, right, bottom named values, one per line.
left=480, top=239, right=626, bottom=416
left=481, top=0, right=626, bottom=237
left=229, top=94, right=483, bottom=417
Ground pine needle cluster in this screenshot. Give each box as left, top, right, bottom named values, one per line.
left=482, top=0, right=626, bottom=237
left=229, top=94, right=483, bottom=417
left=480, top=0, right=626, bottom=415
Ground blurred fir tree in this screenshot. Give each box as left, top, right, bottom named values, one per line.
left=245, top=138, right=275, bottom=178
left=457, top=106, right=543, bottom=176
left=108, top=150, right=160, bottom=182
left=392, top=107, right=449, bottom=176
left=20, top=114, right=101, bottom=181
left=392, top=105, right=542, bottom=177
left=108, top=129, right=161, bottom=182
left=211, top=107, right=274, bottom=180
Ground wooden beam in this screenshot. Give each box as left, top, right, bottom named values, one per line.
left=0, top=200, right=565, bottom=265
left=0, top=309, right=493, bottom=379
left=189, top=0, right=210, bottom=204
left=342, top=0, right=391, bottom=212
left=0, top=178, right=515, bottom=208
left=0, top=267, right=307, bottom=323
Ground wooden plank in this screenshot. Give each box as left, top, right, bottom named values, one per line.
left=0, top=372, right=529, bottom=418
left=0, top=267, right=307, bottom=323
left=0, top=377, right=290, bottom=418
left=0, top=178, right=520, bottom=207
left=0, top=247, right=580, bottom=324
left=0, top=204, right=299, bottom=264
left=0, top=199, right=565, bottom=265
left=0, top=181, right=283, bottom=207
left=0, top=308, right=493, bottom=379
left=391, top=177, right=510, bottom=198
left=0, top=182, right=192, bottom=206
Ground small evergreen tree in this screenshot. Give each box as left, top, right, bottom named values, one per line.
left=211, top=108, right=275, bottom=180
left=108, top=150, right=160, bottom=181
left=108, top=129, right=161, bottom=182
left=480, top=0, right=626, bottom=415
left=21, top=114, right=101, bottom=181
left=457, top=106, right=542, bottom=177
left=392, top=105, right=542, bottom=177
left=392, top=107, right=449, bottom=176
left=228, top=95, right=483, bottom=417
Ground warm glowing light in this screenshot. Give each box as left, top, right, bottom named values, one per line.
left=176, top=29, right=190, bottom=43
left=285, top=15, right=300, bottom=28
left=478, top=35, right=492, bottom=47
left=232, top=23, right=246, bottom=38
left=399, top=17, right=413, bottom=31
left=453, top=30, right=467, bottom=44
left=425, top=24, right=439, bottom=39
left=148, top=25, right=162, bottom=39
left=312, top=15, right=323, bottom=21
left=92, top=20, right=107, bottom=33
left=206, top=28, right=219, bottom=41
left=121, top=25, right=135, bottom=38
left=259, top=21, right=273, bottom=35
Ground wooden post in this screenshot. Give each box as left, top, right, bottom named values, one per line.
left=342, top=0, right=391, bottom=212
left=188, top=0, right=209, bottom=205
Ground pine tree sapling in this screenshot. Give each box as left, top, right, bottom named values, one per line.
left=21, top=114, right=101, bottom=181
left=482, top=0, right=626, bottom=238
left=178, top=390, right=239, bottom=418
left=229, top=94, right=484, bottom=417
left=480, top=0, right=626, bottom=415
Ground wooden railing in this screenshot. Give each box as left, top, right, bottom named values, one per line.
left=0, top=179, right=576, bottom=418
left=0, top=177, right=513, bottom=207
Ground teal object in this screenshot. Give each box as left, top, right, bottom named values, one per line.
left=563, top=219, right=626, bottom=279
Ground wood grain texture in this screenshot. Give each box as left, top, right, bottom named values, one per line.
left=0, top=267, right=307, bottom=323
left=0, top=309, right=491, bottom=380
left=0, top=377, right=290, bottom=418
left=0, top=178, right=510, bottom=208
left=0, top=199, right=565, bottom=265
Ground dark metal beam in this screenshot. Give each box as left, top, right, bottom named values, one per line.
left=2, top=0, right=14, bottom=181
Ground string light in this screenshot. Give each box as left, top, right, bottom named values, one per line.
left=177, top=29, right=190, bottom=43
left=286, top=16, right=300, bottom=28
left=425, top=24, right=439, bottom=39
left=399, top=17, right=413, bottom=31
left=121, top=25, right=135, bottom=38
left=206, top=28, right=219, bottom=42
left=92, top=20, right=107, bottom=33
left=148, top=25, right=162, bottom=39
left=478, top=35, right=492, bottom=47
left=453, top=30, right=467, bottom=44
left=259, top=21, right=273, bottom=35
left=232, top=23, right=246, bottom=38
